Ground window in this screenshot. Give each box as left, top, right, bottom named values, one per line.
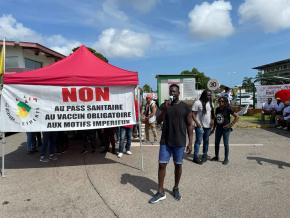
left=25, top=58, right=42, bottom=70
left=5, top=56, right=19, bottom=69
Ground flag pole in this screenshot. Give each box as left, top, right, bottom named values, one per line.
left=137, top=87, right=144, bottom=171
left=1, top=38, right=6, bottom=177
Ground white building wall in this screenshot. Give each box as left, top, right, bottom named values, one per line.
left=6, top=46, right=57, bottom=70
left=23, top=49, right=55, bottom=67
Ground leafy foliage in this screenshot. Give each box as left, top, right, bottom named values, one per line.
left=180, top=67, right=210, bottom=89
left=143, top=84, right=152, bottom=93
left=72, top=46, right=108, bottom=63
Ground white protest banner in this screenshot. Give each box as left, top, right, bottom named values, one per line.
left=255, top=84, right=290, bottom=109
left=0, top=85, right=136, bottom=132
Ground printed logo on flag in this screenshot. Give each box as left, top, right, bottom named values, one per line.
left=5, top=95, right=40, bottom=127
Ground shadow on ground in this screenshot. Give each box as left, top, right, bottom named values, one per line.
left=261, top=127, right=290, bottom=139
left=120, top=173, right=170, bottom=196
left=247, top=156, right=290, bottom=169
left=1, top=138, right=140, bottom=170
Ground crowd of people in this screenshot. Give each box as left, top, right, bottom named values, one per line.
left=261, top=97, right=290, bottom=130
left=149, top=85, right=239, bottom=204
left=23, top=84, right=289, bottom=204
left=26, top=127, right=136, bottom=162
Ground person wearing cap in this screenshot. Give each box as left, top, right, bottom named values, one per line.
left=143, top=94, right=157, bottom=143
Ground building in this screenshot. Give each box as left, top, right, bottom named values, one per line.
left=156, top=74, right=197, bottom=106
left=0, top=41, right=65, bottom=72
left=253, top=58, right=290, bottom=81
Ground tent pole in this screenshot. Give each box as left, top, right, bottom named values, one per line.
left=1, top=38, right=6, bottom=177
left=1, top=132, right=5, bottom=177
left=137, top=87, right=144, bottom=171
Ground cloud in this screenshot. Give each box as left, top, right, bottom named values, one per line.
left=239, top=0, right=290, bottom=32
left=102, top=0, right=128, bottom=21
left=0, top=14, right=81, bottom=55
left=123, top=0, right=160, bottom=13
left=94, top=28, right=151, bottom=58
left=188, top=0, right=234, bottom=40
left=0, top=14, right=42, bottom=42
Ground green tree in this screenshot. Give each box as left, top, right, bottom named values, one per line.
left=242, top=77, right=254, bottom=92
left=72, top=46, right=108, bottom=63
left=180, top=67, right=210, bottom=89
left=143, top=84, right=152, bottom=93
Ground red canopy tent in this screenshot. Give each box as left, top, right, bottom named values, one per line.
left=0, top=46, right=144, bottom=175
left=4, top=45, right=139, bottom=86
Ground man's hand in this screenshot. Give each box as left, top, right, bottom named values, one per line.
left=223, top=123, right=231, bottom=129
left=210, top=128, right=215, bottom=135
left=186, top=143, right=192, bottom=154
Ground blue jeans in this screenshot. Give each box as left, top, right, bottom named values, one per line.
left=159, top=144, right=185, bottom=164
left=193, top=127, right=211, bottom=160
left=215, top=126, right=231, bottom=160
left=41, top=132, right=57, bottom=157
left=119, top=127, right=132, bottom=153
left=26, top=132, right=36, bottom=152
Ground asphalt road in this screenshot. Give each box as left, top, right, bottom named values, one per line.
left=1, top=128, right=290, bottom=218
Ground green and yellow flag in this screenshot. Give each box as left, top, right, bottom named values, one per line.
left=0, top=44, right=4, bottom=76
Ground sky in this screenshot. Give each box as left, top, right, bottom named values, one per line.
left=1, top=0, right=290, bottom=90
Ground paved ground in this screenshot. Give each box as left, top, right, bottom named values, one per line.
left=1, top=128, right=290, bottom=218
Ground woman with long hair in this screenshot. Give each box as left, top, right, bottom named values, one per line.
left=211, top=96, right=239, bottom=165
left=192, top=89, right=215, bottom=164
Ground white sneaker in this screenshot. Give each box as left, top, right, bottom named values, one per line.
left=40, top=156, right=49, bottom=162
left=117, top=153, right=123, bottom=158
left=126, top=150, right=132, bottom=155
left=49, top=154, right=58, bottom=161
left=283, top=127, right=288, bottom=130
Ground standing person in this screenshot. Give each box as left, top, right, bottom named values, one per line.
left=101, top=127, right=116, bottom=154
left=40, top=132, right=57, bottom=162
left=81, top=129, right=96, bottom=154
left=26, top=132, right=42, bottom=154
left=192, top=89, right=215, bottom=164
left=221, top=87, right=232, bottom=104
left=117, top=125, right=133, bottom=158
left=143, top=95, right=158, bottom=143
left=261, top=98, right=274, bottom=123
left=272, top=97, right=284, bottom=126
left=117, top=98, right=138, bottom=158
left=149, top=84, right=193, bottom=204
left=26, top=132, right=37, bottom=154
left=211, top=96, right=239, bottom=165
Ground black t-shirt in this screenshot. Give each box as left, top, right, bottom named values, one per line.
left=160, top=101, right=191, bottom=147
left=215, top=106, right=234, bottom=127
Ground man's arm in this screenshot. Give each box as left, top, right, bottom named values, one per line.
left=186, top=112, right=193, bottom=154
left=156, top=101, right=169, bottom=124
left=149, top=103, right=157, bottom=118
left=224, top=112, right=239, bottom=128
left=192, top=111, right=201, bottom=128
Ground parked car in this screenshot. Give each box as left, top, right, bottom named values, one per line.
left=232, top=93, right=254, bottom=106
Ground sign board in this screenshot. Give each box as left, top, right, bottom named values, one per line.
left=0, top=85, right=136, bottom=132
left=255, top=84, right=290, bottom=108
left=207, top=79, right=220, bottom=91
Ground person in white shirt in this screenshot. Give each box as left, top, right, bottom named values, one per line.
left=220, top=87, right=232, bottom=104
left=273, top=97, right=285, bottom=126
left=277, top=100, right=290, bottom=130
left=261, top=98, right=274, bottom=123
left=143, top=95, right=157, bottom=143
left=192, top=89, right=215, bottom=164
